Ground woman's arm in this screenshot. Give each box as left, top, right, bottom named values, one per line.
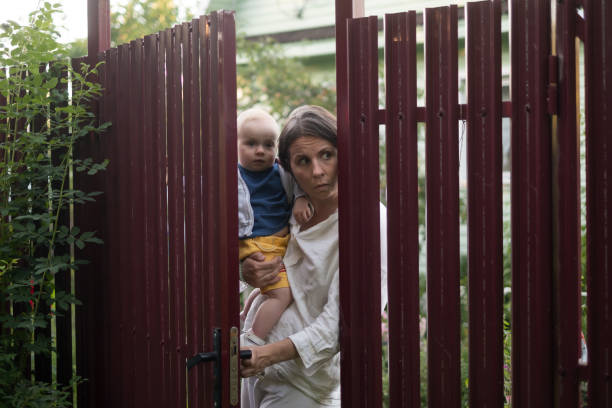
left=241, top=253, right=282, bottom=288
left=240, top=338, right=297, bottom=377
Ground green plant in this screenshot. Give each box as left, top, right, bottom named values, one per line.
left=236, top=35, right=336, bottom=122
left=0, top=3, right=108, bottom=405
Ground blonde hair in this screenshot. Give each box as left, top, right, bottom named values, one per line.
left=237, top=108, right=280, bottom=138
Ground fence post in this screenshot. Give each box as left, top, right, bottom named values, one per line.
left=87, top=0, right=110, bottom=58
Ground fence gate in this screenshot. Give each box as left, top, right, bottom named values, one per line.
left=75, top=11, right=240, bottom=408
left=338, top=0, right=611, bottom=407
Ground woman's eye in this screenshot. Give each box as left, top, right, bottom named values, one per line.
left=322, top=151, right=332, bottom=159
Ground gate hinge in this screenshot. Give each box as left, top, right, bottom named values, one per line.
left=547, top=55, right=559, bottom=115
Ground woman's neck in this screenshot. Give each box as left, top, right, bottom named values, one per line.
left=301, top=193, right=338, bottom=230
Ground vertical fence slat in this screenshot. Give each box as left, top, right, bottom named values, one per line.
left=73, top=56, right=91, bottom=404
left=103, top=47, right=120, bottom=408
left=424, top=6, right=460, bottom=408
left=191, top=19, right=205, bottom=407
left=510, top=0, right=553, bottom=406
left=554, top=0, right=582, bottom=406
left=465, top=2, right=504, bottom=406
left=90, top=54, right=108, bottom=406
left=340, top=15, right=381, bottom=408
left=167, top=24, right=188, bottom=408
left=142, top=33, right=163, bottom=407
left=206, top=14, right=222, bottom=404
left=158, top=29, right=172, bottom=408
left=584, top=0, right=612, bottom=405
left=184, top=19, right=205, bottom=408
left=215, top=11, right=240, bottom=407
left=200, top=14, right=216, bottom=405
left=128, top=38, right=148, bottom=407
left=117, top=43, right=135, bottom=408
left=384, top=11, right=420, bottom=408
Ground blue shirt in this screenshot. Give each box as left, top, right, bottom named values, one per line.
left=238, top=163, right=291, bottom=238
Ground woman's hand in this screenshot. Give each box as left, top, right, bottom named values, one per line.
left=240, top=339, right=298, bottom=378
left=240, top=346, right=271, bottom=378
left=242, top=253, right=282, bottom=289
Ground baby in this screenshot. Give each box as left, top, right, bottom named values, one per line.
left=237, top=108, right=312, bottom=346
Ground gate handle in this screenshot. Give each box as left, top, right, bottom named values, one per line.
left=187, top=349, right=252, bottom=370
left=187, top=328, right=252, bottom=407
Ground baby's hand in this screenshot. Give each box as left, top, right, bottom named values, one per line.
left=293, top=196, right=314, bottom=225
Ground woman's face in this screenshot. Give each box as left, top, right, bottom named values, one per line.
left=288, top=135, right=338, bottom=202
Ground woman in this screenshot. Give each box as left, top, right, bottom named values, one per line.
left=240, top=105, right=387, bottom=407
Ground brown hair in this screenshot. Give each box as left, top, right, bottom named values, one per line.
left=278, top=105, right=337, bottom=173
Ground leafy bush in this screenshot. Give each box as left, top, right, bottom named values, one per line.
left=0, top=3, right=107, bottom=405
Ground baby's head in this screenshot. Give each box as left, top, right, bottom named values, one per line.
left=237, top=108, right=280, bottom=172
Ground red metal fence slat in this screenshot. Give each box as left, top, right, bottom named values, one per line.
left=554, top=0, right=582, bottom=406
left=184, top=19, right=205, bottom=408
left=465, top=2, right=504, bottom=406
left=340, top=15, right=381, bottom=408
left=584, top=0, right=612, bottom=405
left=510, top=0, right=554, bottom=406
left=199, top=14, right=216, bottom=405
left=128, top=38, right=148, bottom=407
left=384, top=11, right=420, bottom=408
left=157, top=29, right=172, bottom=407
left=89, top=54, right=108, bottom=406
left=142, top=33, right=164, bottom=406
left=215, top=11, right=240, bottom=407
left=102, top=47, right=120, bottom=408
left=424, top=6, right=461, bottom=407
left=168, top=25, right=188, bottom=407
left=117, top=43, right=136, bottom=408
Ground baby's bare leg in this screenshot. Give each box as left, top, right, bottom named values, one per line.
left=251, top=286, right=293, bottom=341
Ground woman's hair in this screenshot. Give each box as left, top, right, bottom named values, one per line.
left=278, top=105, right=337, bottom=173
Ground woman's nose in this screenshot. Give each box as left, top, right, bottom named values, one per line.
left=312, top=159, right=324, bottom=177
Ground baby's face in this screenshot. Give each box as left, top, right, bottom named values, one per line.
left=237, top=117, right=277, bottom=172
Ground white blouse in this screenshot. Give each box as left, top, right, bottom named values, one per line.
left=242, top=203, right=388, bottom=406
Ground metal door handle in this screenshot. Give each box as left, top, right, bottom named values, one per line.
left=187, top=328, right=253, bottom=407
left=187, top=349, right=252, bottom=370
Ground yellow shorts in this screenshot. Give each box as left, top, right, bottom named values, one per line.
left=239, top=234, right=290, bottom=293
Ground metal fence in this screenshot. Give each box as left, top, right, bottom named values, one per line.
left=339, top=1, right=611, bottom=407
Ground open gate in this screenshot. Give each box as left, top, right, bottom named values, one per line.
left=75, top=11, right=240, bottom=408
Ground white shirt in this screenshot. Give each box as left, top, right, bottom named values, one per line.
left=242, top=203, right=388, bottom=406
